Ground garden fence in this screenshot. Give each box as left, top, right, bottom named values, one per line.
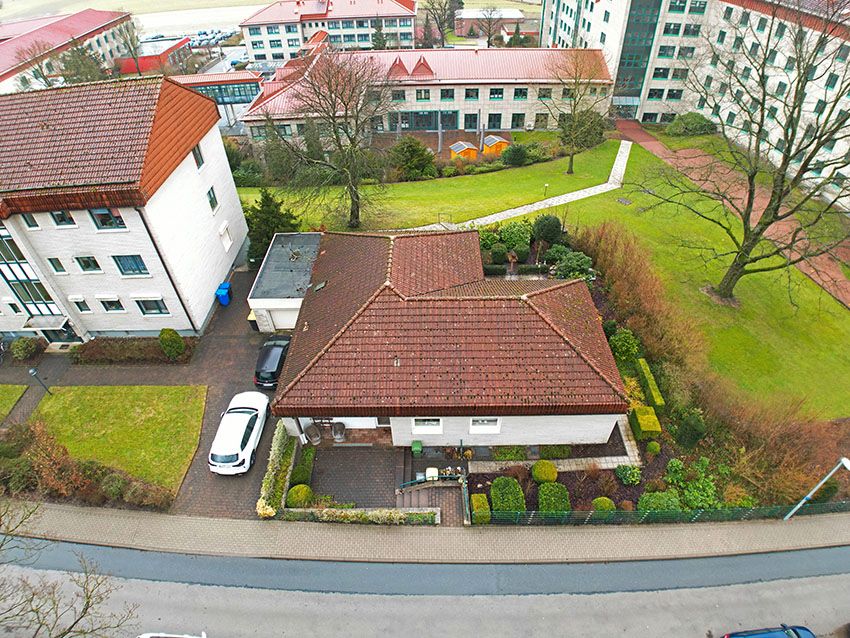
left=477, top=499, right=850, bottom=525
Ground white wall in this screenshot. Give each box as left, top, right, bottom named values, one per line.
left=247, top=298, right=302, bottom=332
left=143, top=125, right=248, bottom=331
left=389, top=414, right=623, bottom=446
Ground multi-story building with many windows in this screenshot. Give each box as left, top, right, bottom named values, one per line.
left=0, top=9, right=132, bottom=93
left=0, top=77, right=248, bottom=343
left=242, top=48, right=612, bottom=139
left=240, top=0, right=416, bottom=63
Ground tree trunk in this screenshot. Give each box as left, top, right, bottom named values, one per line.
left=713, top=234, right=759, bottom=299
left=347, top=183, right=361, bottom=228
left=566, top=151, right=575, bottom=175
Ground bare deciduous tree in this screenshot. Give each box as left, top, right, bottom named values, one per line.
left=424, top=0, right=454, bottom=48
left=542, top=50, right=612, bottom=174
left=0, top=500, right=136, bottom=637
left=263, top=51, right=392, bottom=228
left=115, top=19, right=143, bottom=77
left=14, top=40, right=57, bottom=90
left=642, top=0, right=850, bottom=299
left=475, top=6, right=501, bottom=48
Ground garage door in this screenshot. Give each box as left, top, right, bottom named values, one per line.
left=270, top=308, right=299, bottom=330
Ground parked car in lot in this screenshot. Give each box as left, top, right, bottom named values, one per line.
left=723, top=626, right=816, bottom=638
left=208, top=392, right=269, bottom=475
left=254, top=335, right=291, bottom=389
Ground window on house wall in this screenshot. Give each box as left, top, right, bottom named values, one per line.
left=416, top=89, right=430, bottom=101
left=662, top=22, right=681, bottom=36
left=603, top=9, right=609, bottom=22
left=207, top=187, right=219, bottom=212
left=8, top=303, right=21, bottom=314
left=269, top=39, right=282, bottom=48
left=668, top=0, right=686, bottom=12
left=267, top=25, right=279, bottom=34
left=47, top=258, right=65, bottom=273
left=73, top=299, right=91, bottom=313
left=76, top=256, right=101, bottom=272
left=672, top=68, right=688, bottom=80
left=535, top=113, right=548, bottom=128
left=392, top=89, right=405, bottom=101
left=642, top=112, right=659, bottom=123
left=51, top=211, right=75, bottom=227
left=248, top=27, right=261, bottom=35
left=21, top=214, right=38, bottom=229
left=767, top=105, right=778, bottom=120
left=89, top=208, right=125, bottom=230
left=677, top=46, right=695, bottom=59
left=689, top=0, right=707, bottom=13
left=775, top=80, right=787, bottom=96
left=136, top=299, right=169, bottom=315
left=285, top=24, right=299, bottom=32
left=221, top=226, right=233, bottom=251
left=739, top=10, right=750, bottom=25
left=826, top=73, right=839, bottom=89
left=412, top=417, right=442, bottom=434
left=464, top=113, right=478, bottom=129
left=667, top=88, right=683, bottom=100
left=469, top=417, right=500, bottom=434
left=756, top=16, right=767, bottom=32
left=487, top=112, right=502, bottom=129
left=100, top=298, right=124, bottom=312
left=658, top=45, right=675, bottom=58
left=838, top=44, right=849, bottom=62
left=441, top=88, right=454, bottom=100
left=647, top=88, right=664, bottom=100
left=653, top=67, right=670, bottom=79
left=723, top=6, right=733, bottom=20
left=767, top=49, right=777, bottom=64
left=113, top=254, right=148, bottom=276
left=511, top=113, right=525, bottom=129
left=514, top=87, right=528, bottom=100
left=726, top=111, right=736, bottom=125
left=716, top=30, right=726, bottom=44
left=683, top=24, right=700, bottom=37
left=814, top=99, right=827, bottom=114
left=489, top=87, right=504, bottom=100
left=538, top=87, right=552, bottom=99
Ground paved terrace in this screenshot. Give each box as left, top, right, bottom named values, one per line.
left=19, top=502, right=850, bottom=564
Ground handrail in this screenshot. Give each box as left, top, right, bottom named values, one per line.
left=399, top=474, right=465, bottom=490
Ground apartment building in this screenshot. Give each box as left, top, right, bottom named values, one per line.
left=242, top=48, right=612, bottom=138
left=0, top=9, right=132, bottom=93
left=240, top=0, right=416, bottom=63
left=0, top=77, right=248, bottom=343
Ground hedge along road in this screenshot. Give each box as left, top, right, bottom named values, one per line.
left=13, top=541, right=850, bottom=596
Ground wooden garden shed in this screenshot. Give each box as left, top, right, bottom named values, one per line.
left=449, top=141, right=478, bottom=160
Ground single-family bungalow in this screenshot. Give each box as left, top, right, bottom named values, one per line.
left=271, top=230, right=628, bottom=449
left=483, top=134, right=509, bottom=155
left=449, top=140, right=478, bottom=160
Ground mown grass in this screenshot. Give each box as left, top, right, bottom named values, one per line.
left=514, top=144, right=850, bottom=418
left=237, top=139, right=620, bottom=230
left=31, top=385, right=207, bottom=492
left=0, top=385, right=27, bottom=422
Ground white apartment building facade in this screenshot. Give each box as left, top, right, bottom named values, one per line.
left=0, top=9, right=132, bottom=94
left=242, top=48, right=612, bottom=138
left=240, top=0, right=416, bottom=63
left=0, top=77, right=248, bottom=343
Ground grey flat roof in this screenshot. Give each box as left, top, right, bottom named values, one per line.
left=249, top=232, right=322, bottom=300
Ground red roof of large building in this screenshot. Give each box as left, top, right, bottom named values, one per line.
left=0, top=76, right=219, bottom=216
left=243, top=47, right=610, bottom=121
left=0, top=9, right=130, bottom=83
left=170, top=70, right=263, bottom=86
left=273, top=231, right=627, bottom=417
left=241, top=0, right=415, bottom=26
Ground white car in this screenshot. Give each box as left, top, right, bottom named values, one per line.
left=208, top=392, right=269, bottom=475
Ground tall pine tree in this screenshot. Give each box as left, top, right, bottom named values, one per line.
left=371, top=24, right=388, bottom=50
left=60, top=40, right=108, bottom=84
left=244, top=188, right=300, bottom=263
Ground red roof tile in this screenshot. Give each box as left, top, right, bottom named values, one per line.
left=169, top=70, right=263, bottom=86
left=273, top=230, right=626, bottom=417
left=240, top=0, right=415, bottom=25
left=0, top=77, right=219, bottom=215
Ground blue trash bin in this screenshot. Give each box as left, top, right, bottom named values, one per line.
left=215, top=282, right=231, bottom=306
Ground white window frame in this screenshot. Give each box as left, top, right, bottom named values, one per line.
left=411, top=417, right=442, bottom=435
left=469, top=417, right=501, bottom=434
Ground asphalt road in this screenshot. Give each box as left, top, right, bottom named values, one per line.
left=5, top=565, right=849, bottom=638
left=13, top=540, right=850, bottom=596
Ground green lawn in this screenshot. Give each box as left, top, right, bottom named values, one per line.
left=514, top=145, right=850, bottom=419
left=239, top=139, right=620, bottom=229
left=31, top=386, right=207, bottom=492
left=0, top=385, right=27, bottom=422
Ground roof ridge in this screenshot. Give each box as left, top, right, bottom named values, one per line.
left=416, top=277, right=570, bottom=300
left=0, top=75, right=162, bottom=100
left=523, top=278, right=583, bottom=298
left=524, top=289, right=627, bottom=402
left=275, top=283, right=391, bottom=398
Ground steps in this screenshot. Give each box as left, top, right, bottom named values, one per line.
left=395, top=483, right=438, bottom=508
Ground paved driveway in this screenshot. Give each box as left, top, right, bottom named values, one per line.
left=170, top=270, right=270, bottom=518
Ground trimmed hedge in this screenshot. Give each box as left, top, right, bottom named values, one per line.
left=540, top=444, right=571, bottom=459
left=281, top=508, right=437, bottom=525
left=516, top=264, right=549, bottom=275
left=483, top=264, right=508, bottom=276
left=538, top=481, right=570, bottom=512
left=289, top=446, right=315, bottom=486
left=629, top=406, right=662, bottom=441
left=492, top=446, right=528, bottom=461
left=592, top=496, right=616, bottom=512
left=636, top=358, right=665, bottom=411
left=70, top=336, right=196, bottom=364
left=471, top=493, right=491, bottom=524
left=531, top=459, right=558, bottom=483
left=490, top=476, right=526, bottom=512
left=637, top=488, right=683, bottom=512
left=256, top=423, right=296, bottom=518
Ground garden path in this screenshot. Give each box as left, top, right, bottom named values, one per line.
left=412, top=140, right=634, bottom=231
left=615, top=119, right=850, bottom=309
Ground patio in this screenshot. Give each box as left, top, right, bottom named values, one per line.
left=310, top=447, right=398, bottom=508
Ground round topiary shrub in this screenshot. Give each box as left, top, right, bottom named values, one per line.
left=646, top=441, right=661, bottom=457
left=10, top=337, right=40, bottom=361
left=490, top=476, right=526, bottom=512
left=501, top=143, right=529, bottom=166
left=285, top=484, right=314, bottom=508
left=592, top=496, right=616, bottom=512
left=531, top=460, right=558, bottom=484
left=532, top=214, right=563, bottom=245
left=543, top=244, right=571, bottom=265
left=608, top=328, right=641, bottom=363
left=490, top=243, right=508, bottom=265
left=100, top=472, right=128, bottom=501
left=538, top=481, right=570, bottom=512
left=512, top=245, right=530, bottom=263
left=158, top=328, right=186, bottom=361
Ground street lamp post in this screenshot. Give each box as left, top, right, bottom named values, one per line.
left=784, top=457, right=850, bottom=521
left=544, top=183, right=549, bottom=198
left=28, top=367, right=51, bottom=395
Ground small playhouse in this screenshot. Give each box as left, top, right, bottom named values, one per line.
left=449, top=140, right=478, bottom=160
left=483, top=134, right=509, bottom=155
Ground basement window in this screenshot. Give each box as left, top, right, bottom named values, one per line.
left=412, top=418, right=442, bottom=435
left=469, top=417, right=500, bottom=434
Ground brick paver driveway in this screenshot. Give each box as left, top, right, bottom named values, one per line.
left=311, top=448, right=398, bottom=508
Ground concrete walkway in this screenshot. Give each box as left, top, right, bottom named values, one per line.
left=18, top=501, right=850, bottom=563
left=413, top=140, right=633, bottom=231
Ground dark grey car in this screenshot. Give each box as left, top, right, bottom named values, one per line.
left=254, top=336, right=292, bottom=389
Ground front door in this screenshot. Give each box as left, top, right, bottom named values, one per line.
left=41, top=323, right=81, bottom=343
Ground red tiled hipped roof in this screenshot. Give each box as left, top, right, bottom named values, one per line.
left=240, top=0, right=415, bottom=26
left=0, top=76, right=219, bottom=216
left=273, top=230, right=627, bottom=417
left=0, top=9, right=130, bottom=82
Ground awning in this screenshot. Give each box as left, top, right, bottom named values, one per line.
left=20, top=315, right=69, bottom=331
